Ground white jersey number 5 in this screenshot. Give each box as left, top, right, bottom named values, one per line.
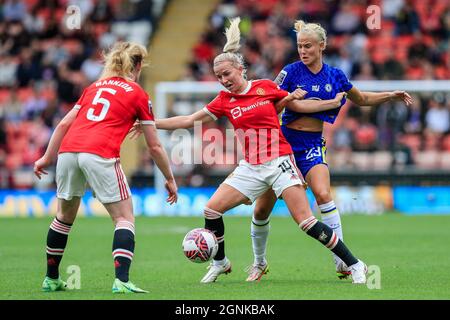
left=86, top=88, right=117, bottom=122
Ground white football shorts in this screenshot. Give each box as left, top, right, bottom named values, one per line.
left=223, top=154, right=305, bottom=203
left=56, top=152, right=131, bottom=203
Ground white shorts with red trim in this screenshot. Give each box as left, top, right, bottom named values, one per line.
left=56, top=152, right=130, bottom=204
left=223, top=154, right=305, bottom=203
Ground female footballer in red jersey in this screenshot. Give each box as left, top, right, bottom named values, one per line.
left=154, top=18, right=367, bottom=284
left=34, top=42, right=178, bottom=294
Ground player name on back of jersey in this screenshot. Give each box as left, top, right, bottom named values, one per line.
left=95, top=78, right=134, bottom=92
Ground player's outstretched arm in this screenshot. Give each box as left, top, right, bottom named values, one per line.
left=34, top=108, right=79, bottom=179
left=141, top=124, right=178, bottom=204
left=156, top=109, right=214, bottom=130
left=274, top=88, right=307, bottom=113
left=129, top=109, right=215, bottom=139
left=286, top=92, right=348, bottom=114
left=346, top=86, right=413, bottom=107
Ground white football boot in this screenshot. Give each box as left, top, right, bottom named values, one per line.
left=349, top=260, right=368, bottom=284
left=200, top=259, right=232, bottom=283
left=245, top=262, right=269, bottom=282
left=336, top=260, right=351, bottom=279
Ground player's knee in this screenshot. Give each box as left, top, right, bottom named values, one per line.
left=253, top=205, right=271, bottom=220
left=56, top=212, right=76, bottom=225
left=204, top=207, right=223, bottom=220
left=314, top=189, right=332, bottom=204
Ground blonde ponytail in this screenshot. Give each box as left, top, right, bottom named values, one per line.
left=100, top=42, right=148, bottom=80
left=294, top=20, right=327, bottom=47
left=223, top=17, right=241, bottom=53
left=213, top=17, right=246, bottom=76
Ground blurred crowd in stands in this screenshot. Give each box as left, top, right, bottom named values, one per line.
left=0, top=0, right=165, bottom=188
left=158, top=0, right=450, bottom=187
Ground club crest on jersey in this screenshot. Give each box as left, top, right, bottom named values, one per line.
left=325, top=84, right=332, bottom=92
left=231, top=106, right=242, bottom=119
left=256, top=88, right=265, bottom=95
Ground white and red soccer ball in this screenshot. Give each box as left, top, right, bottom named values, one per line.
left=182, top=228, right=218, bottom=263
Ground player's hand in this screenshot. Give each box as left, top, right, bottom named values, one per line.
left=128, top=120, right=143, bottom=140
left=165, top=179, right=178, bottom=205
left=34, top=156, right=51, bottom=179
left=289, top=88, right=307, bottom=101
left=333, top=92, right=347, bottom=107
left=391, top=91, right=413, bottom=106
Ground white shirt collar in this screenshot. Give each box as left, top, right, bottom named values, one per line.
left=238, top=80, right=252, bottom=94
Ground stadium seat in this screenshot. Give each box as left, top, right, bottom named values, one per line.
left=17, top=88, right=33, bottom=103
left=372, top=151, right=393, bottom=170
left=329, top=150, right=352, bottom=169
left=414, top=151, right=440, bottom=169
left=12, top=168, right=34, bottom=190
left=442, top=135, right=450, bottom=152
left=439, top=152, right=450, bottom=169
left=0, top=89, right=10, bottom=104
left=351, top=152, right=371, bottom=170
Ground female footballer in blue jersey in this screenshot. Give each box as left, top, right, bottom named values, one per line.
left=246, top=20, right=413, bottom=282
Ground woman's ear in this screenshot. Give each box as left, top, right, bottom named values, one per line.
left=319, top=41, right=326, bottom=52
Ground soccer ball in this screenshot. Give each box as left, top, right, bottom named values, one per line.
left=182, top=228, right=218, bottom=263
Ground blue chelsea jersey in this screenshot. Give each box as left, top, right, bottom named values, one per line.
left=275, top=61, right=353, bottom=125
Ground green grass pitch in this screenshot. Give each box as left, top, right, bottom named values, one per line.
left=1, top=214, right=449, bottom=300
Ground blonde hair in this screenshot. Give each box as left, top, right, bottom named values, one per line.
left=213, top=17, right=246, bottom=76
left=100, top=41, right=148, bottom=80
left=294, top=20, right=327, bottom=48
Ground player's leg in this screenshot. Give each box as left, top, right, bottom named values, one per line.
left=103, top=198, right=146, bottom=293
left=272, top=155, right=366, bottom=284
left=281, top=185, right=367, bottom=284
left=78, top=153, right=146, bottom=293
left=306, top=164, right=349, bottom=278
left=43, top=152, right=85, bottom=292
left=43, top=197, right=80, bottom=292
left=246, top=189, right=276, bottom=281
left=200, top=183, right=250, bottom=283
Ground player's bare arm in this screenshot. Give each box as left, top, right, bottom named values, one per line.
left=141, top=124, right=178, bottom=204
left=156, top=109, right=215, bottom=130
left=285, top=92, right=348, bottom=114
left=346, top=86, right=413, bottom=107
left=128, top=109, right=215, bottom=139
left=274, top=88, right=307, bottom=113
left=33, top=108, right=79, bottom=179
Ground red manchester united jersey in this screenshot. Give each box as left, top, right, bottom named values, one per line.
left=203, top=79, right=293, bottom=164
left=59, top=77, right=155, bottom=158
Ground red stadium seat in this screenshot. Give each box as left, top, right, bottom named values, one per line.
left=5, top=153, right=23, bottom=171
left=24, top=0, right=39, bottom=11
left=17, top=88, right=33, bottom=103
left=0, top=89, right=10, bottom=104
left=435, top=66, right=449, bottom=80
left=399, top=134, right=422, bottom=153
left=442, top=135, right=450, bottom=152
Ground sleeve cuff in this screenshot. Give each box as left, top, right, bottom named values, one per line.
left=202, top=107, right=218, bottom=121
left=140, top=120, right=155, bottom=125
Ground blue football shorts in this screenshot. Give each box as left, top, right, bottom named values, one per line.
left=281, top=126, right=328, bottom=177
